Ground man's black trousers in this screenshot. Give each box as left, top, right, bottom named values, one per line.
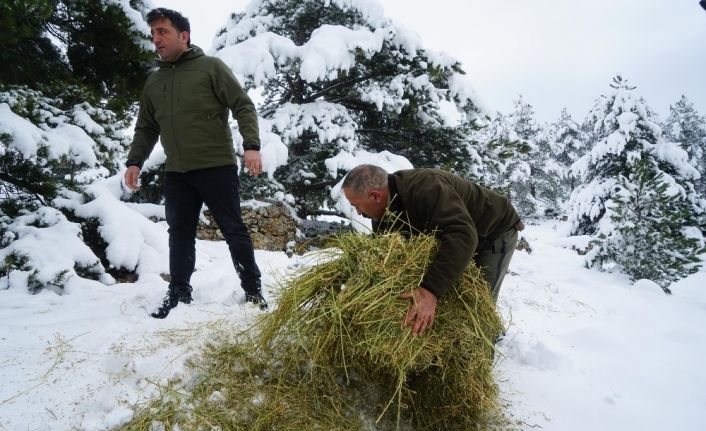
left=163, top=164, right=261, bottom=294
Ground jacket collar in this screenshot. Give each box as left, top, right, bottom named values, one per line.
left=157, top=45, right=204, bottom=67
left=387, top=173, right=404, bottom=213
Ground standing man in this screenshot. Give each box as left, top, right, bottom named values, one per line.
left=125, top=8, right=267, bottom=318
left=342, top=165, right=523, bottom=336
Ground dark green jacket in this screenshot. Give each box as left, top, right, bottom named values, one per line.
left=374, top=169, right=521, bottom=298
left=127, top=46, right=260, bottom=172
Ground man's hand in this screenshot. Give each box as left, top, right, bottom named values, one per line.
left=401, top=287, right=438, bottom=336
left=244, top=149, right=262, bottom=176
left=124, top=166, right=141, bottom=191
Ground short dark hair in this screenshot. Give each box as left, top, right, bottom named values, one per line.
left=146, top=8, right=191, bottom=46
left=342, top=164, right=388, bottom=195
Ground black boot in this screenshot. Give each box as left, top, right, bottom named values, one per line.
left=151, top=287, right=193, bottom=319
left=244, top=290, right=268, bottom=310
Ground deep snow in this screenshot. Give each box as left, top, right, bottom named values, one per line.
left=1, top=220, right=704, bottom=430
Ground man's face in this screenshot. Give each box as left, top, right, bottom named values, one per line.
left=150, top=17, right=188, bottom=62
left=343, top=188, right=387, bottom=221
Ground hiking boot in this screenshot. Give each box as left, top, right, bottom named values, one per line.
left=244, top=291, right=268, bottom=310
left=151, top=289, right=192, bottom=319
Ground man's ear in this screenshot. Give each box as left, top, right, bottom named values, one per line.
left=369, top=189, right=383, bottom=202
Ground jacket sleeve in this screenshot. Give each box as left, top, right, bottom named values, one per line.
left=126, top=91, right=159, bottom=168
left=211, top=58, right=261, bottom=151
left=408, top=180, right=478, bottom=299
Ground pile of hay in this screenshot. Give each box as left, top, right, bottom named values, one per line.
left=122, top=232, right=504, bottom=431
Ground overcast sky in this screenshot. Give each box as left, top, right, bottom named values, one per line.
left=159, top=0, right=706, bottom=123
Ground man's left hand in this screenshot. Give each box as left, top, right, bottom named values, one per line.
left=401, top=287, right=437, bottom=336
left=244, top=150, right=262, bottom=176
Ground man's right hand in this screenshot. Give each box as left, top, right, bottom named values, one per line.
left=124, top=166, right=141, bottom=191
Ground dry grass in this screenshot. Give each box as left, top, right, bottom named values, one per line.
left=122, top=232, right=505, bottom=430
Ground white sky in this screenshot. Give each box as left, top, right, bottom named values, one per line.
left=158, top=0, right=706, bottom=122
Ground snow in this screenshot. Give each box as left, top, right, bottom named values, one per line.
left=1, top=219, right=705, bottom=430
left=44, top=123, right=99, bottom=166
left=0, top=103, right=45, bottom=158
left=0, top=207, right=111, bottom=292
left=215, top=25, right=387, bottom=84
left=105, top=0, right=154, bottom=51
left=2, top=2, right=705, bottom=429
left=299, top=25, right=385, bottom=82
left=497, top=222, right=706, bottom=430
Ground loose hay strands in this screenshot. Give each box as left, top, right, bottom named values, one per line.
left=257, top=232, right=504, bottom=429
left=122, top=232, right=505, bottom=430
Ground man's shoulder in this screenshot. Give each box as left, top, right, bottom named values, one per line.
left=395, top=168, right=452, bottom=186
left=184, top=53, right=228, bottom=72
left=143, top=67, right=166, bottom=88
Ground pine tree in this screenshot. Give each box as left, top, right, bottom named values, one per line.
left=464, top=112, right=516, bottom=191
left=0, top=1, right=153, bottom=291
left=569, top=76, right=705, bottom=288
left=211, top=0, right=483, bottom=217
left=0, top=0, right=154, bottom=119
left=547, top=108, right=590, bottom=203
left=0, top=87, right=132, bottom=291
left=587, top=159, right=704, bottom=292
left=503, top=96, right=560, bottom=216
left=664, top=95, right=706, bottom=199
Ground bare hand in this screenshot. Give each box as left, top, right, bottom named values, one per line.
left=124, top=166, right=141, bottom=191
left=401, top=287, right=438, bottom=336
left=244, top=150, right=262, bottom=176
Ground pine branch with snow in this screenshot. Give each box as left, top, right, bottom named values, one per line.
left=211, top=0, right=483, bottom=217
left=569, top=76, right=705, bottom=287
left=664, top=95, right=706, bottom=200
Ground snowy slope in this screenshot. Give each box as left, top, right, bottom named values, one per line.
left=1, top=220, right=705, bottom=430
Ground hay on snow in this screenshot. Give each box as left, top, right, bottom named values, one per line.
left=122, top=232, right=504, bottom=430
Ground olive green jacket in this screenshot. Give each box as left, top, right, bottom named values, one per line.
left=374, top=169, right=521, bottom=298
left=127, top=46, right=260, bottom=172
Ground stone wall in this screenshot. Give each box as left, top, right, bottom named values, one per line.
left=197, top=201, right=298, bottom=252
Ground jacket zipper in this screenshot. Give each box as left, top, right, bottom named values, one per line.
left=169, top=63, right=184, bottom=172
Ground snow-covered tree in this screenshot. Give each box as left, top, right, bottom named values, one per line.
left=664, top=96, right=706, bottom=198
left=0, top=87, right=134, bottom=291
left=465, top=112, right=516, bottom=191
left=546, top=108, right=590, bottom=202
left=211, top=0, right=482, bottom=217
left=587, top=159, right=704, bottom=292
left=0, top=1, right=155, bottom=292
left=503, top=96, right=560, bottom=216
left=0, top=0, right=154, bottom=118
left=569, top=76, right=705, bottom=288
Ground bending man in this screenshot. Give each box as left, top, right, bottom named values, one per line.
left=342, top=165, right=523, bottom=335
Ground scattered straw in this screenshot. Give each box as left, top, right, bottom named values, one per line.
left=122, top=232, right=506, bottom=430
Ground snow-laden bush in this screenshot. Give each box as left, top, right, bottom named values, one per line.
left=569, top=76, right=706, bottom=288
left=0, top=86, right=168, bottom=292
left=0, top=206, right=113, bottom=293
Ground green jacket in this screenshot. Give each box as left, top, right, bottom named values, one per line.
left=374, top=169, right=521, bottom=298
left=127, top=46, right=260, bottom=172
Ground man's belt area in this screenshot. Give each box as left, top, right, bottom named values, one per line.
left=477, top=220, right=524, bottom=252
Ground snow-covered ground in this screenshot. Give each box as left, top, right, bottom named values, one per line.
left=1, top=220, right=704, bottom=430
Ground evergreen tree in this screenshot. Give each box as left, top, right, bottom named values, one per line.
left=503, top=96, right=560, bottom=216
left=547, top=108, right=590, bottom=203
left=211, top=0, right=483, bottom=217
left=0, top=0, right=154, bottom=119
left=587, top=159, right=704, bottom=292
left=664, top=95, right=706, bottom=199
left=464, top=112, right=516, bottom=191
left=0, top=1, right=153, bottom=291
left=569, top=76, right=705, bottom=288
